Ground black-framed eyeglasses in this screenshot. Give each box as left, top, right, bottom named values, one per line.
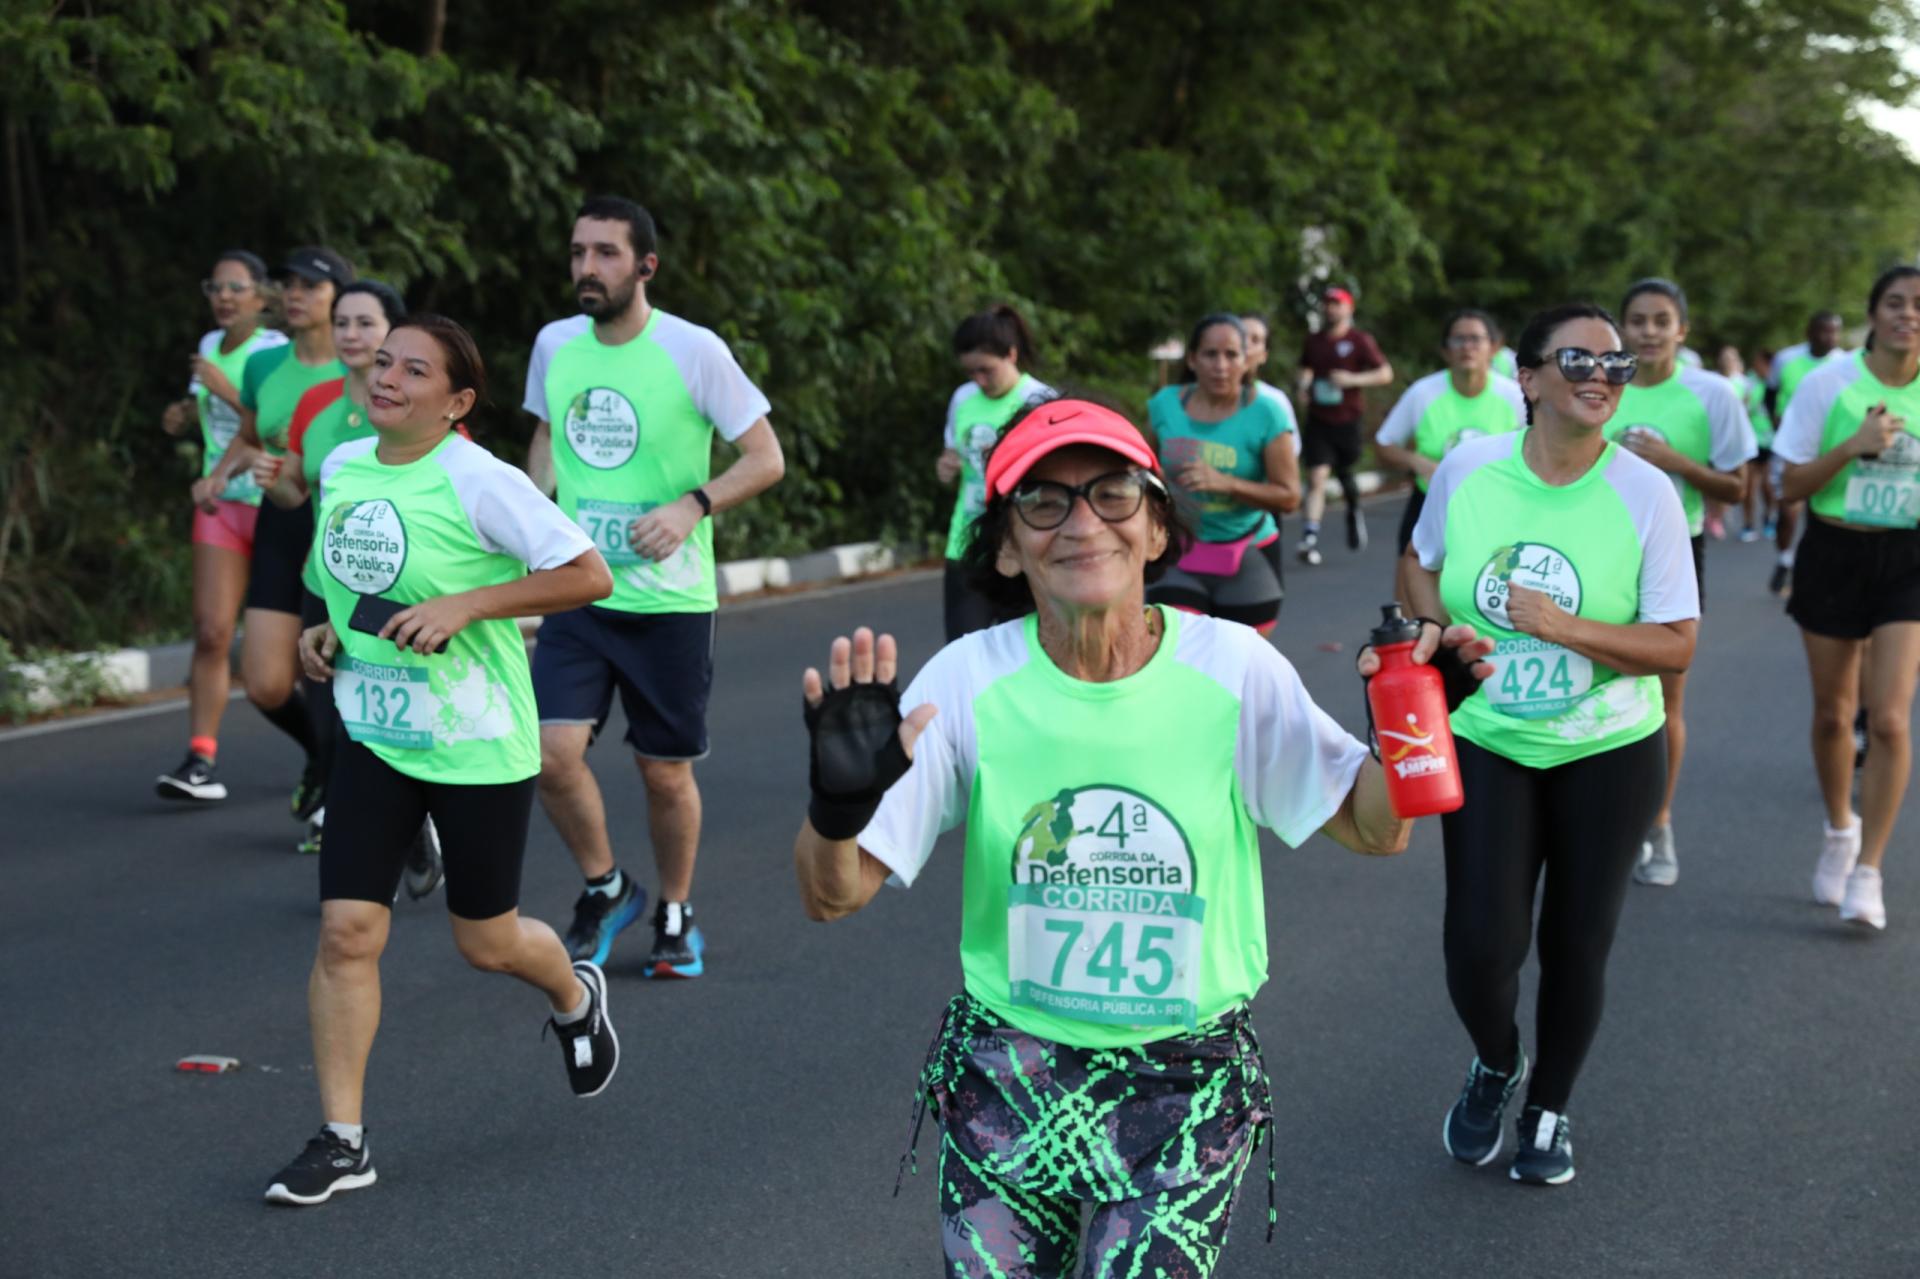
left=1552, top=347, right=1637, bottom=384
left=1010, top=469, right=1165, bottom=530
left=202, top=279, right=255, bottom=297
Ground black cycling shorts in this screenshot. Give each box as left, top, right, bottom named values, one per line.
left=1299, top=416, right=1362, bottom=471
left=245, top=497, right=312, bottom=616
left=1787, top=517, right=1920, bottom=640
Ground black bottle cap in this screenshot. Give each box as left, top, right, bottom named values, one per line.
left=1370, top=602, right=1424, bottom=647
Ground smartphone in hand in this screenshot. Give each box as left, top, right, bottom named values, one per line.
left=348, top=594, right=449, bottom=655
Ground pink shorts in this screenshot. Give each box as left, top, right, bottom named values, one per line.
left=192, top=499, right=260, bottom=555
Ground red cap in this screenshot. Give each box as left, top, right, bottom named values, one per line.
left=983, top=399, right=1160, bottom=498
left=1323, top=286, right=1355, bottom=307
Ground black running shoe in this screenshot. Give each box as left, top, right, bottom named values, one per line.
left=263, top=1128, right=376, bottom=1205
left=156, top=752, right=226, bottom=802
left=403, top=818, right=444, bottom=900
left=1768, top=562, right=1791, bottom=597
left=291, top=765, right=324, bottom=821
left=644, top=899, right=705, bottom=979
left=296, top=807, right=323, bottom=856
left=1510, top=1106, right=1575, bottom=1185
left=562, top=876, right=646, bottom=965
left=548, top=960, right=619, bottom=1097
left=1443, top=1047, right=1528, bottom=1166
left=1347, top=504, right=1368, bottom=552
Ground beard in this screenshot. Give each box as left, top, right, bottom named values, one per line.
left=577, top=272, right=639, bottom=320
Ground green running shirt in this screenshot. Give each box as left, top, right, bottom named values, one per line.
left=315, top=433, right=594, bottom=784
left=240, top=343, right=346, bottom=454
left=859, top=607, right=1368, bottom=1050
left=192, top=326, right=287, bottom=504
left=525, top=310, right=771, bottom=614
left=943, top=374, right=1051, bottom=559
left=1147, top=385, right=1295, bottom=542
left=1770, top=343, right=1849, bottom=422
left=1604, top=368, right=1757, bottom=537
left=1374, top=371, right=1526, bottom=492
left=1412, top=432, right=1699, bottom=769
left=1738, top=372, right=1774, bottom=449
left=1773, top=352, right=1920, bottom=528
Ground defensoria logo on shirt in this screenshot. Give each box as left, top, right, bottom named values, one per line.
left=1012, top=785, right=1194, bottom=891
left=564, top=388, right=640, bottom=469
left=324, top=499, right=407, bottom=594
left=1475, top=542, right=1581, bottom=629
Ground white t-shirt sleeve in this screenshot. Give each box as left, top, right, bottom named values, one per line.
left=191, top=330, right=222, bottom=393
left=522, top=316, right=589, bottom=421
left=1495, top=375, right=1528, bottom=422
left=1374, top=377, right=1428, bottom=448
left=1411, top=442, right=1472, bottom=570
left=1771, top=362, right=1848, bottom=465
left=942, top=384, right=976, bottom=450
left=1693, top=371, right=1758, bottom=471
left=448, top=440, right=594, bottom=569
left=855, top=647, right=976, bottom=888
left=1620, top=458, right=1700, bottom=623
left=679, top=326, right=773, bottom=442
left=1231, top=635, right=1370, bottom=847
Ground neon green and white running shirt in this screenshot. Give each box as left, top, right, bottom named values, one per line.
left=1603, top=368, right=1756, bottom=536
left=316, top=433, right=594, bottom=784
left=1374, top=371, right=1526, bottom=493
left=1773, top=352, right=1920, bottom=528
left=524, top=311, right=771, bottom=614
left=1412, top=432, right=1699, bottom=769
left=858, top=607, right=1368, bottom=1050
left=1769, top=342, right=1849, bottom=422
left=192, top=326, right=287, bottom=504
left=944, top=375, right=1051, bottom=559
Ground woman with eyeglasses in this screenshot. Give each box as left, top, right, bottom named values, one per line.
left=1374, top=308, right=1526, bottom=604
left=793, top=396, right=1489, bottom=1274
left=1774, top=264, right=1920, bottom=931
left=202, top=247, right=354, bottom=829
left=937, top=305, right=1052, bottom=641
left=1405, top=303, right=1699, bottom=1186
left=1602, top=279, right=1754, bottom=889
left=1145, top=313, right=1300, bottom=634
left=156, top=251, right=291, bottom=801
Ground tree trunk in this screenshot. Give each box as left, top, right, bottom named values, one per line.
left=425, top=0, right=447, bottom=56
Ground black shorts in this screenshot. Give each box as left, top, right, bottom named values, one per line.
left=1397, top=488, right=1427, bottom=555
left=319, top=737, right=536, bottom=919
left=245, top=497, right=312, bottom=615
left=1691, top=533, right=1707, bottom=610
left=1787, top=517, right=1920, bottom=639
left=1300, top=416, right=1362, bottom=471
left=532, top=606, right=714, bottom=758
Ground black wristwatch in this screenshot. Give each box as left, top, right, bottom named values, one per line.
left=689, top=487, right=713, bottom=518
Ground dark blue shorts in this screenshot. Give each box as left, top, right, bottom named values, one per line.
left=531, top=607, right=714, bottom=759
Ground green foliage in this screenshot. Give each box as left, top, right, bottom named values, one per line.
left=3, top=0, right=1918, bottom=647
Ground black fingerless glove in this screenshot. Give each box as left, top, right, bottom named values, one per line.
left=804, top=681, right=914, bottom=840
left=1355, top=618, right=1483, bottom=715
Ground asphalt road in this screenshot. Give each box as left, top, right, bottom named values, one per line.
left=3, top=500, right=1916, bottom=1279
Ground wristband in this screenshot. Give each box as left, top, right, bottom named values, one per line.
left=689, top=487, right=713, bottom=517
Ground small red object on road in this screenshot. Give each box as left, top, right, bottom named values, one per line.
left=1317, top=641, right=1344, bottom=653
left=176, top=1055, right=241, bottom=1073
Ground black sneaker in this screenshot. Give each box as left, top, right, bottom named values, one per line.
left=296, top=807, right=323, bottom=857
left=644, top=899, right=706, bottom=979
left=1768, top=562, right=1791, bottom=597
left=263, top=1127, right=375, bottom=1205
left=1443, top=1047, right=1528, bottom=1166
left=1510, top=1106, right=1575, bottom=1186
left=156, top=752, right=226, bottom=802
left=562, top=876, right=646, bottom=965
left=403, top=818, right=444, bottom=900
left=291, top=765, right=325, bottom=821
left=548, top=961, right=619, bottom=1097
left=1347, top=504, right=1368, bottom=552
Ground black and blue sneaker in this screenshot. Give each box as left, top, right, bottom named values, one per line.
left=644, top=899, right=705, bottom=979
left=1443, top=1047, right=1529, bottom=1166
left=1510, top=1106, right=1575, bottom=1186
left=563, top=875, right=646, bottom=966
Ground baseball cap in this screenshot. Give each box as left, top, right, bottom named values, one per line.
left=1323, top=286, right=1355, bottom=307
left=984, top=399, right=1161, bottom=498
left=279, top=246, right=355, bottom=286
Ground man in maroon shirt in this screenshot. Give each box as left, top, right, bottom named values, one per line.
left=1295, top=286, right=1393, bottom=565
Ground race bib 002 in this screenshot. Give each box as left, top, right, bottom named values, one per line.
left=1003, top=785, right=1205, bottom=1029
left=1483, top=636, right=1594, bottom=720
left=1842, top=457, right=1920, bottom=529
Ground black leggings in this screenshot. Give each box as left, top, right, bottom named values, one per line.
left=1438, top=730, right=1666, bottom=1112
left=301, top=589, right=342, bottom=798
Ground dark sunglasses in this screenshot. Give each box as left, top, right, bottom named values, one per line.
left=1010, top=469, right=1165, bottom=530
left=1552, top=347, right=1637, bottom=385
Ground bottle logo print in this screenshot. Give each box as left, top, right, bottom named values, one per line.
left=1379, top=712, right=1451, bottom=780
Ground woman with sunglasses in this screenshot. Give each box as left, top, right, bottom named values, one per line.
left=1602, top=279, right=1754, bottom=889
left=1374, top=308, right=1526, bottom=604
left=203, top=248, right=355, bottom=825
left=937, top=305, right=1052, bottom=640
left=1145, top=314, right=1299, bottom=634
left=794, top=396, right=1489, bottom=1274
left=1774, top=264, right=1920, bottom=930
left=156, top=251, right=290, bottom=801
left=1406, top=303, right=1698, bottom=1186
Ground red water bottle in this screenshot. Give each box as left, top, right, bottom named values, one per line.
left=1366, top=603, right=1464, bottom=817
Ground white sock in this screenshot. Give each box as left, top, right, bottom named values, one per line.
left=1778, top=548, right=1795, bottom=567
left=552, top=984, right=591, bottom=1025
left=586, top=868, right=623, bottom=898
left=1826, top=817, right=1859, bottom=838
left=325, top=1121, right=364, bottom=1149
